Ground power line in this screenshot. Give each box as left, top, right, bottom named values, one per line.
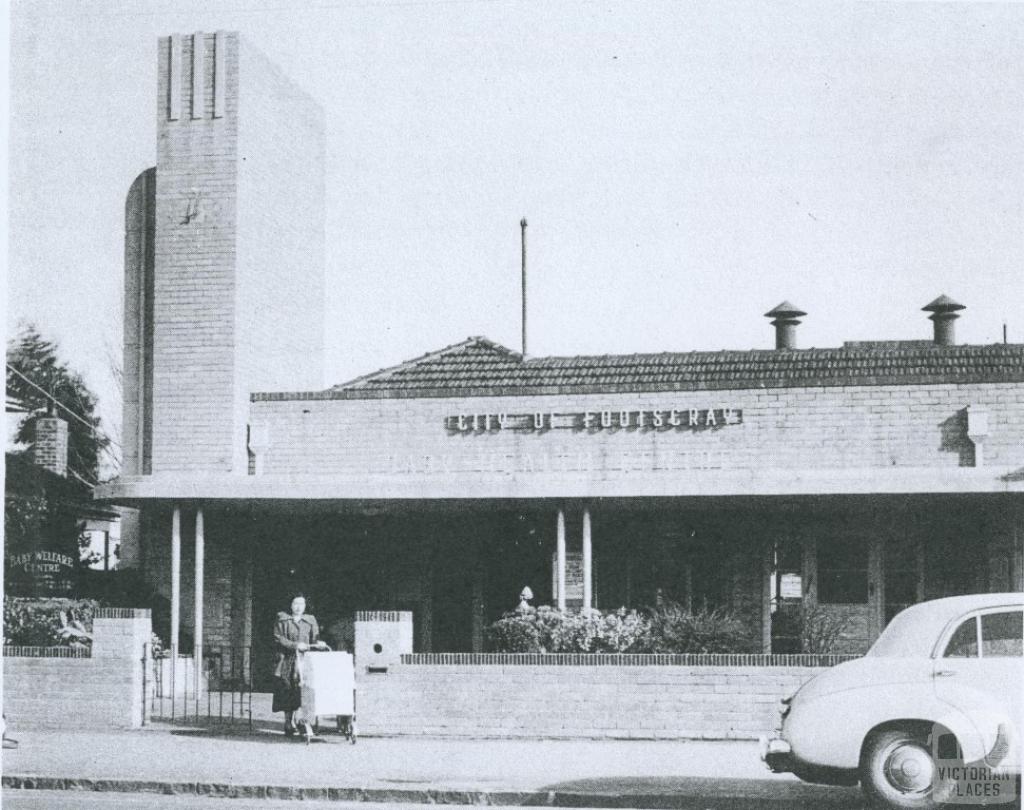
left=7, top=363, right=100, bottom=432
left=28, top=0, right=507, bottom=18
left=68, top=467, right=98, bottom=488
left=6, top=363, right=124, bottom=456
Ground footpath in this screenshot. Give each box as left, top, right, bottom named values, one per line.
left=1, top=724, right=865, bottom=808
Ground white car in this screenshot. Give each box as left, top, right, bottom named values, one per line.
left=761, top=593, right=1022, bottom=809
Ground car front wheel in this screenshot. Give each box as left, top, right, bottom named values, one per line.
left=860, top=727, right=953, bottom=810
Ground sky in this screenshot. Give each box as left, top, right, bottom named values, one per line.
left=7, top=0, right=1024, bottom=454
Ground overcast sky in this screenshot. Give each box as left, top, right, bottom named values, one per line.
left=7, top=0, right=1024, bottom=448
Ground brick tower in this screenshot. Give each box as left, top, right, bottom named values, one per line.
left=123, top=32, right=325, bottom=475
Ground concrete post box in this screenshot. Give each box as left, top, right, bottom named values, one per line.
left=354, top=611, right=413, bottom=672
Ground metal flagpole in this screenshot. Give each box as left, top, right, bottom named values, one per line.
left=520, top=218, right=528, bottom=358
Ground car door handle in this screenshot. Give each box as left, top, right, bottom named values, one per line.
left=933, top=670, right=957, bottom=678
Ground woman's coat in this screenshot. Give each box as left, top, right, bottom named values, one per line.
left=273, top=612, right=321, bottom=684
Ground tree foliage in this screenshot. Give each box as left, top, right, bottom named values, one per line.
left=6, top=322, right=110, bottom=482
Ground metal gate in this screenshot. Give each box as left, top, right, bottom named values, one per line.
left=147, top=645, right=252, bottom=727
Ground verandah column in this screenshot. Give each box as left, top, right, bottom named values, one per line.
left=556, top=508, right=566, bottom=611
left=194, top=507, right=204, bottom=695
left=582, top=507, right=592, bottom=611
left=170, top=506, right=181, bottom=652
left=471, top=530, right=486, bottom=653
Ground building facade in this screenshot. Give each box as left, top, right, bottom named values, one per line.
left=99, top=33, right=1024, bottom=686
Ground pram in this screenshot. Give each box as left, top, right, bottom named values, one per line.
left=297, top=647, right=357, bottom=744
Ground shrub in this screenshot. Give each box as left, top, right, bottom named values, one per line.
left=3, top=596, right=101, bottom=648
left=799, top=604, right=851, bottom=654
left=641, top=601, right=749, bottom=654
left=487, top=606, right=649, bottom=653
left=549, top=608, right=649, bottom=653
left=592, top=608, right=650, bottom=653
left=487, top=601, right=757, bottom=654
left=486, top=607, right=546, bottom=652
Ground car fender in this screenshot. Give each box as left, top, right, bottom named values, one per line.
left=931, top=690, right=1020, bottom=770
left=785, top=684, right=990, bottom=769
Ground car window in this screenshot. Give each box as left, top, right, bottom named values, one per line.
left=944, top=617, right=978, bottom=658
left=981, top=611, right=1023, bottom=658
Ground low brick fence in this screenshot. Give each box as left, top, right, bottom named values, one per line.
left=3, top=608, right=152, bottom=730
left=356, top=653, right=858, bottom=740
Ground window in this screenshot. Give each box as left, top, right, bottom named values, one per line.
left=817, top=538, right=868, bottom=604
left=981, top=611, right=1023, bottom=658
left=944, top=617, right=978, bottom=658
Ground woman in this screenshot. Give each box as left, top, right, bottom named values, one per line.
left=272, top=593, right=327, bottom=738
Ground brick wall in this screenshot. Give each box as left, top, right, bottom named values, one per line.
left=356, top=657, right=844, bottom=739
left=147, top=32, right=325, bottom=474
left=151, top=32, right=241, bottom=473
left=2, top=610, right=152, bottom=731
left=250, top=381, right=1023, bottom=484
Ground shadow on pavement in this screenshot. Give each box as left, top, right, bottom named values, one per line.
left=168, top=727, right=346, bottom=745
left=536, top=775, right=865, bottom=809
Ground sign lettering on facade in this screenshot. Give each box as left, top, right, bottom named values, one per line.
left=445, top=408, right=742, bottom=433
left=4, top=550, right=76, bottom=596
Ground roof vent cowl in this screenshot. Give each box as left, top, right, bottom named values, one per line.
left=764, top=301, right=807, bottom=350
left=922, top=295, right=965, bottom=347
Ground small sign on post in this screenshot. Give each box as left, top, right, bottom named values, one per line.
left=551, top=552, right=594, bottom=610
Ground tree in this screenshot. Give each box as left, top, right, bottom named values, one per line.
left=6, top=322, right=112, bottom=484
left=6, top=323, right=116, bottom=596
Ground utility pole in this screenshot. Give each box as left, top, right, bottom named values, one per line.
left=520, top=218, right=528, bottom=358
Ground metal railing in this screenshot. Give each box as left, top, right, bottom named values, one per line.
left=149, top=644, right=252, bottom=727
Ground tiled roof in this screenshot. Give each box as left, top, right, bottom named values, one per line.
left=250, top=337, right=1024, bottom=401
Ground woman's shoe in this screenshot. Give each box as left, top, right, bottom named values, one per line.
left=284, top=722, right=296, bottom=737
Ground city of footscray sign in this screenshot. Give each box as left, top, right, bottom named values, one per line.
left=446, top=407, right=742, bottom=433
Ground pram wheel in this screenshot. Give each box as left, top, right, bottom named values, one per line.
left=336, top=715, right=357, bottom=743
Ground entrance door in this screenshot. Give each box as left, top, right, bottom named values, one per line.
left=812, top=532, right=881, bottom=654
